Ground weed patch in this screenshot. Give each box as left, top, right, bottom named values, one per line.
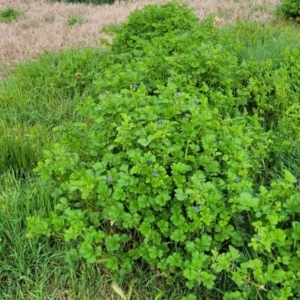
left=67, top=15, right=84, bottom=26
left=24, top=2, right=300, bottom=299
left=0, top=7, right=21, bottom=23
left=277, top=0, right=300, bottom=20
left=1, top=1, right=300, bottom=299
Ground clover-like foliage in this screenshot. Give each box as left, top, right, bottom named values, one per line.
left=27, top=2, right=300, bottom=298
left=278, top=0, right=300, bottom=19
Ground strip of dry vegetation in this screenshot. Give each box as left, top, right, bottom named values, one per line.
left=0, top=0, right=280, bottom=79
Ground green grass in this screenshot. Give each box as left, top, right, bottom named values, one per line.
left=0, top=7, right=21, bottom=23
left=1, top=12, right=300, bottom=299
left=221, top=19, right=300, bottom=68
left=0, top=120, right=51, bottom=178
left=0, top=47, right=109, bottom=127
left=67, top=15, right=84, bottom=26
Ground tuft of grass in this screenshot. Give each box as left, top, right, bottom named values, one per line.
left=272, top=141, right=300, bottom=179
left=0, top=120, right=51, bottom=178
left=67, top=15, right=84, bottom=26
left=0, top=7, right=21, bottom=23
left=0, top=47, right=109, bottom=127
left=220, top=20, right=300, bottom=67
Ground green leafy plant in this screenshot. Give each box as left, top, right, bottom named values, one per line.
left=277, top=0, right=300, bottom=20
left=26, top=2, right=300, bottom=298
left=0, top=7, right=21, bottom=23
left=106, top=1, right=199, bottom=54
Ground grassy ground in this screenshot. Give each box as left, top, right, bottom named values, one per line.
left=1, top=0, right=300, bottom=299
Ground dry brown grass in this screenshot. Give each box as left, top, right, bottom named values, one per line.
left=0, top=0, right=280, bottom=79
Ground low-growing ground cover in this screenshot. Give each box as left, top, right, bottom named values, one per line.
left=1, top=0, right=300, bottom=299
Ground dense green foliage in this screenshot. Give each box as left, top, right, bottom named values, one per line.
left=25, top=2, right=300, bottom=298
left=1, top=1, right=300, bottom=299
left=278, top=0, right=300, bottom=19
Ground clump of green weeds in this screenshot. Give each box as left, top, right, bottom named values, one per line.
left=25, top=2, right=300, bottom=299
left=277, top=0, right=300, bottom=20
left=67, top=15, right=84, bottom=26
left=0, top=7, right=21, bottom=23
